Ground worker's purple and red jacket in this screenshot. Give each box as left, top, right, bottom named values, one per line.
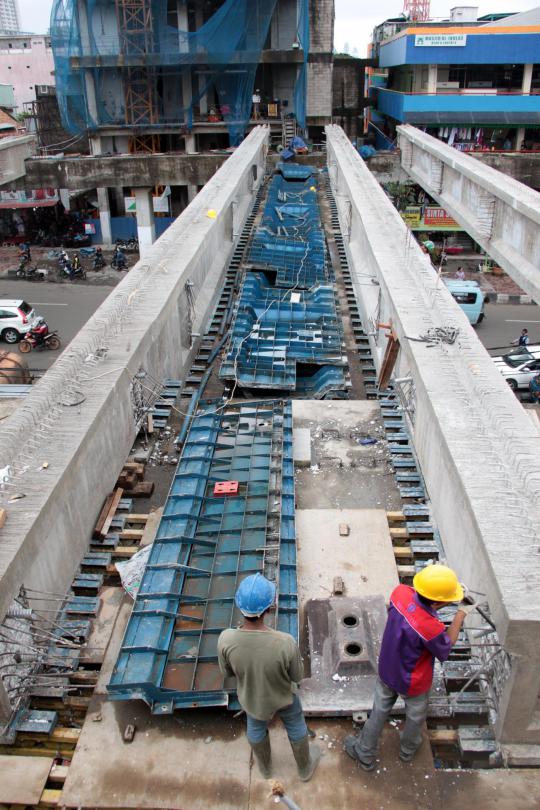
left=378, top=584, right=452, bottom=697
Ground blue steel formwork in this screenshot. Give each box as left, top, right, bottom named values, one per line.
left=247, top=168, right=331, bottom=289
left=108, top=401, right=297, bottom=712
left=219, top=272, right=347, bottom=393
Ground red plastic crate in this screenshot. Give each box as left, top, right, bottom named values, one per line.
left=213, top=481, right=239, bottom=496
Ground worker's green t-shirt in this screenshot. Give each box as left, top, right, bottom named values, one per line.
left=217, top=627, right=304, bottom=721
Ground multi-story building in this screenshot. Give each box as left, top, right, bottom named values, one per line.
left=51, top=0, right=335, bottom=155
left=0, top=0, right=20, bottom=34
left=369, top=6, right=540, bottom=151
left=0, top=34, right=55, bottom=112
left=47, top=0, right=335, bottom=245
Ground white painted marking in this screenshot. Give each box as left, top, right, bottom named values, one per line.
left=29, top=302, right=69, bottom=307
left=504, top=319, right=540, bottom=323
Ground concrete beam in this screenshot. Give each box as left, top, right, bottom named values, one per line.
left=23, top=153, right=228, bottom=192
left=366, top=151, right=540, bottom=191
left=0, top=126, right=269, bottom=631
left=397, top=125, right=540, bottom=303
left=326, top=124, right=540, bottom=746
left=0, top=135, right=37, bottom=187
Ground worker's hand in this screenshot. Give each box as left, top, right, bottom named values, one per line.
left=457, top=596, right=479, bottom=616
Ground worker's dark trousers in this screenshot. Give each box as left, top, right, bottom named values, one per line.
left=355, top=677, right=429, bottom=761
left=246, top=694, right=308, bottom=744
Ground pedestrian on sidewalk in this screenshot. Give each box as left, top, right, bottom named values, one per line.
left=511, top=328, right=529, bottom=347
left=454, top=266, right=465, bottom=280
left=344, top=564, right=478, bottom=770
left=218, top=573, right=321, bottom=781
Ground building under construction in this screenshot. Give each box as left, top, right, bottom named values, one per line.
left=51, top=0, right=335, bottom=154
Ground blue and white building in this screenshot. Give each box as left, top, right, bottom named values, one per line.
left=370, top=6, right=540, bottom=151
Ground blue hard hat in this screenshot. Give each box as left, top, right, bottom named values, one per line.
left=235, top=573, right=276, bottom=617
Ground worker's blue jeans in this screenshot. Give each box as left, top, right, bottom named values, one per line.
left=353, top=677, right=429, bottom=761
left=246, top=694, right=308, bottom=744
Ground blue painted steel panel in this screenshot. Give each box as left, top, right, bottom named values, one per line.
left=376, top=87, right=540, bottom=124
left=108, top=401, right=298, bottom=712
left=380, top=32, right=540, bottom=66
left=220, top=273, right=347, bottom=393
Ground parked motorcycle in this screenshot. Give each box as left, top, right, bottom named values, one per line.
left=115, top=237, right=138, bottom=251
left=19, top=318, right=61, bottom=353
left=16, top=262, right=45, bottom=281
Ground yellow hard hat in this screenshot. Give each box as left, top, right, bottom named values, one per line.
left=413, top=564, right=463, bottom=603
left=206, top=209, right=217, bottom=219
left=309, top=185, right=316, bottom=191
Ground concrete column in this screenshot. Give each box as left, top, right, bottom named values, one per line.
left=194, top=4, right=208, bottom=115
left=96, top=187, right=112, bottom=245
left=177, top=0, right=192, bottom=124
left=185, top=132, right=197, bottom=153
left=427, top=65, right=438, bottom=94
left=134, top=188, right=156, bottom=255
left=187, top=184, right=198, bottom=203
left=515, top=127, right=525, bottom=151
left=522, top=63, right=533, bottom=95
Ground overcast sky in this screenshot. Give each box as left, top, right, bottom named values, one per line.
left=18, top=0, right=540, bottom=55
left=335, top=1, right=540, bottom=55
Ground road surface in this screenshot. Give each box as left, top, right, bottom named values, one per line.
left=0, top=280, right=112, bottom=373
left=477, top=302, right=539, bottom=355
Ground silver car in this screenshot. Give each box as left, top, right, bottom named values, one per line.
left=493, top=346, right=540, bottom=390
left=0, top=299, right=36, bottom=344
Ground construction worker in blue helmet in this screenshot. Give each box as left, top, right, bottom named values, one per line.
left=218, top=573, right=321, bottom=781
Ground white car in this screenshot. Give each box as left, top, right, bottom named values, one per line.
left=0, top=299, right=37, bottom=344
left=493, top=346, right=540, bottom=390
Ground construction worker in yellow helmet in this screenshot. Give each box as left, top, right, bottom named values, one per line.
left=344, top=563, right=479, bottom=770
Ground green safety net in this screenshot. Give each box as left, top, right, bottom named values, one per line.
left=50, top=0, right=309, bottom=146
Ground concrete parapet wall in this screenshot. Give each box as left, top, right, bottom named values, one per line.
left=23, top=152, right=228, bottom=192
left=326, top=124, right=540, bottom=745
left=0, top=127, right=269, bottom=628
left=397, top=125, right=540, bottom=304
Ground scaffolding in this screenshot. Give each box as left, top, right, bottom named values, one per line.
left=50, top=0, right=310, bottom=146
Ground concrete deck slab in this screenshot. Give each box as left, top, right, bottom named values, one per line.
left=0, top=754, right=53, bottom=804
left=292, top=400, right=402, bottom=512
left=296, top=508, right=399, bottom=604
left=61, top=697, right=250, bottom=809
left=293, top=427, right=312, bottom=467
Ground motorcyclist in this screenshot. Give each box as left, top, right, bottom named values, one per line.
left=18, top=242, right=31, bottom=262
left=93, top=247, right=106, bottom=269
left=112, top=245, right=127, bottom=270
left=28, top=317, right=49, bottom=347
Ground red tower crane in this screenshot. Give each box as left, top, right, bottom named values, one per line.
left=403, top=0, right=431, bottom=21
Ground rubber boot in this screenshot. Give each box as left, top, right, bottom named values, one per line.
left=250, top=734, right=272, bottom=778
left=290, top=735, right=322, bottom=782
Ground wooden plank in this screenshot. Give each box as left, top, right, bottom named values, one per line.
left=397, top=564, right=415, bottom=577
left=390, top=527, right=408, bottom=538
left=1, top=747, right=73, bottom=759
left=92, top=493, right=114, bottom=539
left=147, top=413, right=154, bottom=434
left=111, top=546, right=140, bottom=558
left=122, top=463, right=145, bottom=480
left=50, top=728, right=80, bottom=745
left=428, top=729, right=458, bottom=744
left=125, top=514, right=149, bottom=523
left=119, top=529, right=144, bottom=541
left=393, top=546, right=414, bottom=559
left=129, top=480, right=155, bottom=497
left=39, top=788, right=63, bottom=807
left=0, top=507, right=6, bottom=529
left=48, top=764, right=69, bottom=785
left=94, top=488, right=124, bottom=540
left=386, top=511, right=405, bottom=522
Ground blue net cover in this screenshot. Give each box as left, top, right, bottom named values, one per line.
left=50, top=0, right=310, bottom=145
